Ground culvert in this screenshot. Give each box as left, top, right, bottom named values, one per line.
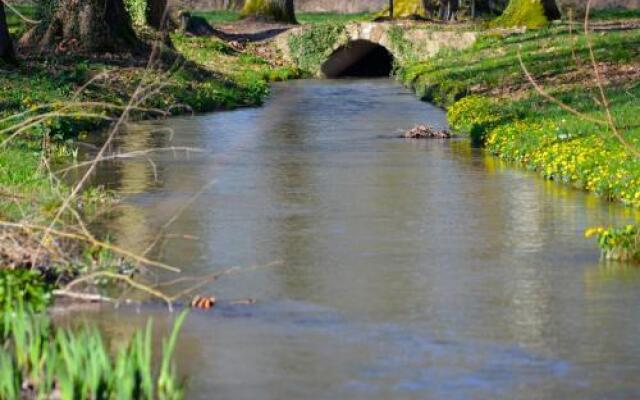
left=320, top=40, right=394, bottom=78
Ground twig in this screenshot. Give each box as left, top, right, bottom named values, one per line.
left=52, top=289, right=115, bottom=303
left=64, top=271, right=174, bottom=310
left=53, top=147, right=203, bottom=175
left=0, top=221, right=181, bottom=272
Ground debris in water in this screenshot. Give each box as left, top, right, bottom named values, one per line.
left=403, top=124, right=451, bottom=139
left=230, top=298, right=256, bottom=305
left=191, top=295, right=216, bottom=309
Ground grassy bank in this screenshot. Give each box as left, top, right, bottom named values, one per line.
left=396, top=20, right=640, bottom=258
left=1, top=5, right=301, bottom=222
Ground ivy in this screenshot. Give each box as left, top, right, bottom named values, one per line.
left=288, top=23, right=346, bottom=73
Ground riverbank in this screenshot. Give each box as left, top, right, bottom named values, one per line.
left=1, top=7, right=303, bottom=268
left=0, top=13, right=306, bottom=394
left=394, top=12, right=640, bottom=258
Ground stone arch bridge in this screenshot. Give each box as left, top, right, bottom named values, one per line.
left=276, top=22, right=478, bottom=78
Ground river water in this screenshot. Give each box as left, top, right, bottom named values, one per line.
left=74, top=79, right=640, bottom=399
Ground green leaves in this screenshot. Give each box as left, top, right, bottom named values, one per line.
left=587, top=225, right=640, bottom=262
left=0, top=269, right=52, bottom=312
left=0, top=307, right=187, bottom=399
left=288, top=23, right=347, bottom=72
left=124, top=0, right=147, bottom=26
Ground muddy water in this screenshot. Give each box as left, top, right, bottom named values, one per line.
left=77, top=79, right=640, bottom=399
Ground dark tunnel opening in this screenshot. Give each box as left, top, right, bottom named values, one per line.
left=321, top=40, right=394, bottom=78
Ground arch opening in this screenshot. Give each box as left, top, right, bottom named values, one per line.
left=321, top=40, right=394, bottom=78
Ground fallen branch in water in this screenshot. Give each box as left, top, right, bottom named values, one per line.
left=52, top=289, right=115, bottom=303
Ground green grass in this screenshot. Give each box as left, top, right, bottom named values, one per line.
left=193, top=10, right=374, bottom=25
left=296, top=12, right=373, bottom=24
left=591, top=8, right=640, bottom=21
left=398, top=26, right=640, bottom=107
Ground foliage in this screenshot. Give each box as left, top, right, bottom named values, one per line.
left=485, top=113, right=640, bottom=206
left=492, top=0, right=548, bottom=29
left=387, top=25, right=417, bottom=65
left=124, top=0, right=147, bottom=26
left=585, top=225, right=640, bottom=261
left=447, top=95, right=510, bottom=143
left=0, top=306, right=187, bottom=399
left=288, top=23, right=346, bottom=72
left=0, top=270, right=52, bottom=312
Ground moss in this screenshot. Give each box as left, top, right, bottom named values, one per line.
left=241, top=0, right=297, bottom=23
left=492, top=0, right=548, bottom=29
left=379, top=0, right=426, bottom=17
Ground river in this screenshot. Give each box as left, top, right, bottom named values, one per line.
left=69, top=79, right=640, bottom=399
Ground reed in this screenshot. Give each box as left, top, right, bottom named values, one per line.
left=0, top=305, right=187, bottom=399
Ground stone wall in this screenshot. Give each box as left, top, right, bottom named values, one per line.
left=279, top=22, right=478, bottom=76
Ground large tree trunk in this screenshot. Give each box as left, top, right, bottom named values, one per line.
left=241, top=0, right=297, bottom=23
left=0, top=0, right=15, bottom=63
left=20, top=0, right=142, bottom=54
left=147, top=0, right=168, bottom=29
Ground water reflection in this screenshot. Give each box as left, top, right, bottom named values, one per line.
left=74, top=79, right=640, bottom=399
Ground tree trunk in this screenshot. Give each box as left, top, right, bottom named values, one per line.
left=475, top=0, right=509, bottom=15
left=147, top=0, right=168, bottom=29
left=241, top=0, right=297, bottom=23
left=20, top=0, right=142, bottom=54
left=0, top=0, right=15, bottom=63
left=495, top=0, right=560, bottom=27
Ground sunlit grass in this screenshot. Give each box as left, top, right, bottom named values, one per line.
left=193, top=9, right=374, bottom=25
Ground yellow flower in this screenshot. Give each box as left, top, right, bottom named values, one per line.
left=585, top=227, right=605, bottom=238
